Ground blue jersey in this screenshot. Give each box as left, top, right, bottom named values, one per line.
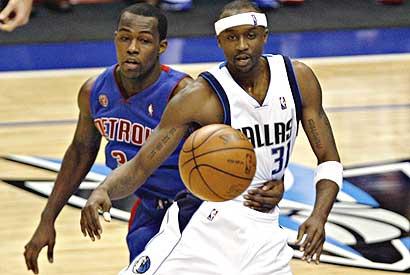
left=89, top=64, right=188, bottom=201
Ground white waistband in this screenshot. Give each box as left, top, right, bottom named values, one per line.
left=204, top=200, right=279, bottom=223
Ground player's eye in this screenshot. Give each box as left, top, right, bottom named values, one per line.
left=227, top=34, right=237, bottom=41
left=139, top=38, right=152, bottom=44
left=247, top=32, right=256, bottom=39
left=119, top=36, right=130, bottom=42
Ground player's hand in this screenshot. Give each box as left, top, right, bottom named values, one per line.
left=243, top=178, right=284, bottom=212
left=24, top=221, right=56, bottom=274
left=295, top=215, right=326, bottom=264
left=0, top=0, right=33, bottom=32
left=80, top=188, right=112, bottom=241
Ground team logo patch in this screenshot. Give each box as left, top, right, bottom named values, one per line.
left=279, top=96, right=287, bottom=110
left=132, top=255, right=151, bottom=274
left=207, top=208, right=219, bottom=221
left=148, top=104, right=154, bottom=117
left=99, top=94, right=109, bottom=107
left=1, top=155, right=409, bottom=273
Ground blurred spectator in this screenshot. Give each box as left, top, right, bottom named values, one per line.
left=43, top=0, right=72, bottom=12
left=377, top=0, right=403, bottom=4
left=136, top=0, right=192, bottom=11
left=0, top=0, right=33, bottom=31
left=252, top=0, right=279, bottom=9
left=280, top=0, right=304, bottom=5
left=161, top=0, right=192, bottom=11
left=252, top=0, right=305, bottom=9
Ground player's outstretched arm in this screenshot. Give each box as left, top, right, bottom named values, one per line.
left=24, top=77, right=102, bottom=274
left=0, top=0, right=33, bottom=31
left=293, top=60, right=341, bottom=264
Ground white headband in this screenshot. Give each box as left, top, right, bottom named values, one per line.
left=214, top=12, right=267, bottom=36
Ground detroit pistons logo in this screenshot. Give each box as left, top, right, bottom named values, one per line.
left=99, top=94, right=109, bottom=107
left=132, top=255, right=151, bottom=273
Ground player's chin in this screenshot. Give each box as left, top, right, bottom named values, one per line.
left=121, top=69, right=141, bottom=79
left=233, top=62, right=254, bottom=73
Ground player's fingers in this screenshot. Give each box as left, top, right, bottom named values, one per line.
left=31, top=252, right=39, bottom=274
left=301, top=230, right=314, bottom=255
left=47, top=240, right=55, bottom=263
left=304, top=230, right=321, bottom=256
left=26, top=246, right=40, bottom=274
left=103, top=211, right=111, bottom=222
left=23, top=246, right=33, bottom=271
left=0, top=21, right=17, bottom=32
left=243, top=193, right=278, bottom=208
left=89, top=207, right=102, bottom=239
left=82, top=208, right=96, bottom=241
left=295, top=224, right=306, bottom=245
left=0, top=2, right=15, bottom=21
left=102, top=201, right=112, bottom=223
left=315, top=243, right=324, bottom=264
left=85, top=222, right=96, bottom=241
left=80, top=214, right=87, bottom=237
left=307, top=239, right=322, bottom=264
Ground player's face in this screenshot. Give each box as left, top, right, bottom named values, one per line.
left=115, top=12, right=167, bottom=79
left=217, top=25, right=268, bottom=74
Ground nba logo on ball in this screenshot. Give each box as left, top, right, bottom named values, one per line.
left=179, top=124, right=256, bottom=202
left=132, top=255, right=151, bottom=273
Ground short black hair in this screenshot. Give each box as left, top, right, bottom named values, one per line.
left=117, top=3, right=167, bottom=41
left=217, top=0, right=261, bottom=20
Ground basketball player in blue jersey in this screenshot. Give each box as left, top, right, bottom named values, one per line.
left=23, top=3, right=284, bottom=274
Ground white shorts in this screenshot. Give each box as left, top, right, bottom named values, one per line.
left=120, top=198, right=294, bottom=275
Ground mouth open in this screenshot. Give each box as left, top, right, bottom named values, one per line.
left=235, top=54, right=251, bottom=66
left=124, top=59, right=140, bottom=70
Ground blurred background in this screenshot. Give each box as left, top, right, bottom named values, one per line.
left=0, top=1, right=409, bottom=275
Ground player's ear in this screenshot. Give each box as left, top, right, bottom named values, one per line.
left=263, top=28, right=269, bottom=44
left=159, top=39, right=168, bottom=55
left=217, top=36, right=222, bottom=48
left=114, top=31, right=118, bottom=39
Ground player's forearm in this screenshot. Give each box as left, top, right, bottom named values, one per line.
left=41, top=144, right=98, bottom=222
left=310, top=180, right=339, bottom=222
left=98, top=159, right=149, bottom=200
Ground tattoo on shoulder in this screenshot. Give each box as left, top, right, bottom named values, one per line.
left=307, top=119, right=323, bottom=149
left=147, top=127, right=178, bottom=160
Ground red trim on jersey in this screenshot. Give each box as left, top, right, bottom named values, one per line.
left=167, top=74, right=191, bottom=102
left=161, top=64, right=170, bottom=72
left=128, top=198, right=142, bottom=231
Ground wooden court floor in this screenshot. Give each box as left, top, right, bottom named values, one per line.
left=0, top=54, right=409, bottom=274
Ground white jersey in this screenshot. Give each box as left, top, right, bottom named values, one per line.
left=201, top=54, right=302, bottom=199
left=120, top=55, right=300, bottom=275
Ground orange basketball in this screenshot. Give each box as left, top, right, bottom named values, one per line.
left=178, top=124, right=257, bottom=202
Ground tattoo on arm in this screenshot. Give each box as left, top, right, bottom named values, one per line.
left=307, top=119, right=323, bottom=149
left=147, top=127, right=178, bottom=160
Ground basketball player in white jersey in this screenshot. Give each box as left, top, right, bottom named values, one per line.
left=81, top=1, right=343, bottom=274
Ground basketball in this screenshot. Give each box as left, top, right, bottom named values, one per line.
left=178, top=124, right=257, bottom=202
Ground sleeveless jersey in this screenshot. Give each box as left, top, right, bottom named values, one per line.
left=89, top=64, right=188, bottom=200
left=200, top=54, right=302, bottom=198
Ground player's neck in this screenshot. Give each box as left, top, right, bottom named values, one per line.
left=116, top=63, right=162, bottom=99
left=231, top=57, right=269, bottom=104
